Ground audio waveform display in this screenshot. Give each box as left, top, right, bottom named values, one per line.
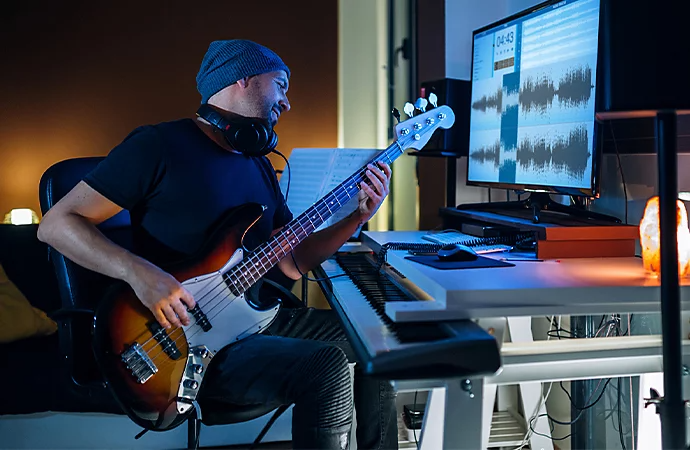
left=519, top=65, right=593, bottom=113
left=519, top=76, right=556, bottom=112
left=468, top=0, right=600, bottom=192
left=469, top=140, right=501, bottom=168
left=516, top=126, right=591, bottom=179
left=471, top=87, right=503, bottom=113
left=557, top=65, right=594, bottom=108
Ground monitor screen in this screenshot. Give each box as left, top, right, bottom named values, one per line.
left=467, top=0, right=602, bottom=196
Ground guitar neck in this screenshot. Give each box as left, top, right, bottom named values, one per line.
left=226, top=142, right=405, bottom=293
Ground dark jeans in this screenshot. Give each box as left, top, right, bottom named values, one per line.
left=199, top=307, right=398, bottom=450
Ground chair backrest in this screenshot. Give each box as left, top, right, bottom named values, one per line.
left=39, top=157, right=132, bottom=311
left=38, top=157, right=130, bottom=410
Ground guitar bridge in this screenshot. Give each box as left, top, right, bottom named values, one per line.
left=121, top=343, right=158, bottom=384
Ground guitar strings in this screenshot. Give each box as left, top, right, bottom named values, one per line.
left=136, top=162, right=380, bottom=371
left=133, top=147, right=396, bottom=365
left=132, top=116, right=442, bottom=369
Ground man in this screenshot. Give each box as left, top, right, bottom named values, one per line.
left=37, top=40, right=397, bottom=449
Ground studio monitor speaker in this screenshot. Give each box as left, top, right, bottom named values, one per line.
left=419, top=78, right=471, bottom=155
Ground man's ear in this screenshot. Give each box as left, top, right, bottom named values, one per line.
left=236, top=77, right=250, bottom=89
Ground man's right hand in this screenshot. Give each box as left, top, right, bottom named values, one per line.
left=128, top=263, right=197, bottom=329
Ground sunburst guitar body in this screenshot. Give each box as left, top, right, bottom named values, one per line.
left=93, top=204, right=279, bottom=430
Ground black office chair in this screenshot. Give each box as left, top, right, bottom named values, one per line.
left=39, top=157, right=296, bottom=449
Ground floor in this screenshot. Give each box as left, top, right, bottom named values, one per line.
left=206, top=441, right=291, bottom=449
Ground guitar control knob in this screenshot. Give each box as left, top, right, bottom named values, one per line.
left=192, top=364, right=204, bottom=374
left=184, top=379, right=199, bottom=390
left=195, top=348, right=209, bottom=359
left=461, top=379, right=474, bottom=399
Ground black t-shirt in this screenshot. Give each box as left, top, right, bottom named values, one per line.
left=84, top=118, right=293, bottom=266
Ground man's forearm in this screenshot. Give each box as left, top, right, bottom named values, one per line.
left=286, top=211, right=364, bottom=277
left=37, top=212, right=147, bottom=284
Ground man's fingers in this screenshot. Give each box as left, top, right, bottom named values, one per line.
left=368, top=164, right=387, bottom=185
left=366, top=169, right=385, bottom=194
left=360, top=182, right=380, bottom=203
left=171, top=300, right=191, bottom=326
left=180, top=289, right=197, bottom=309
left=153, top=308, right=171, bottom=330
left=377, top=162, right=391, bottom=178
left=378, top=163, right=391, bottom=192
left=161, top=304, right=183, bottom=328
left=373, top=162, right=392, bottom=185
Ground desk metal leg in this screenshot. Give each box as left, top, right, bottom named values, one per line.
left=483, top=383, right=497, bottom=449
left=419, top=379, right=484, bottom=449
left=571, top=315, right=598, bottom=449
left=507, top=317, right=554, bottom=450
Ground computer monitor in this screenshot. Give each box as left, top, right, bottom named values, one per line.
left=466, top=0, right=602, bottom=198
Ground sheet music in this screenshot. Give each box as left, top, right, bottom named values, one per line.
left=279, top=148, right=381, bottom=232
left=322, top=149, right=381, bottom=227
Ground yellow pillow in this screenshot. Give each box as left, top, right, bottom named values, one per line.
left=0, top=263, right=57, bottom=343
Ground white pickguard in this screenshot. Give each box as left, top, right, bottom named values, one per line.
left=180, top=248, right=280, bottom=354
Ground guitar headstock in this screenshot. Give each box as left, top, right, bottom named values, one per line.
left=393, top=96, right=455, bottom=151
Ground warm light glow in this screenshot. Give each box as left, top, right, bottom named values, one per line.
left=3, top=208, right=39, bottom=225
left=639, top=196, right=690, bottom=277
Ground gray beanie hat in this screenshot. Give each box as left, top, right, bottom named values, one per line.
left=196, top=39, right=290, bottom=104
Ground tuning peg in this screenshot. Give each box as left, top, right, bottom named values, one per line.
left=414, top=97, right=428, bottom=112
left=429, top=92, right=438, bottom=108
left=391, top=108, right=401, bottom=124
left=403, top=102, right=415, bottom=118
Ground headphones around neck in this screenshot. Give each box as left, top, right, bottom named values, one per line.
left=196, top=104, right=278, bottom=157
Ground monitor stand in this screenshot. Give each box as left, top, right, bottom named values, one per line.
left=456, top=193, right=621, bottom=224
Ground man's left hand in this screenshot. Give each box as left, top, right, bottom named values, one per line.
left=355, top=162, right=391, bottom=225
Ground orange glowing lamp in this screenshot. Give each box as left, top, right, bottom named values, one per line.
left=639, top=196, right=690, bottom=277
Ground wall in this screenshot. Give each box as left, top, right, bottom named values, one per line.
left=339, top=0, right=391, bottom=232
left=445, top=0, right=511, bottom=80
left=0, top=0, right=337, bottom=218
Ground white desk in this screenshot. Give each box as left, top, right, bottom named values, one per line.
left=354, top=231, right=690, bottom=450
left=362, top=231, right=690, bottom=321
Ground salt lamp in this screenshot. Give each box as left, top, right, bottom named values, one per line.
left=639, top=196, right=690, bottom=277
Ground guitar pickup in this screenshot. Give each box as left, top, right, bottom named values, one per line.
left=121, top=342, right=158, bottom=384
left=189, top=304, right=212, bottom=332
left=147, top=322, right=182, bottom=360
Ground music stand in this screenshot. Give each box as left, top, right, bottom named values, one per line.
left=597, top=1, right=690, bottom=448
